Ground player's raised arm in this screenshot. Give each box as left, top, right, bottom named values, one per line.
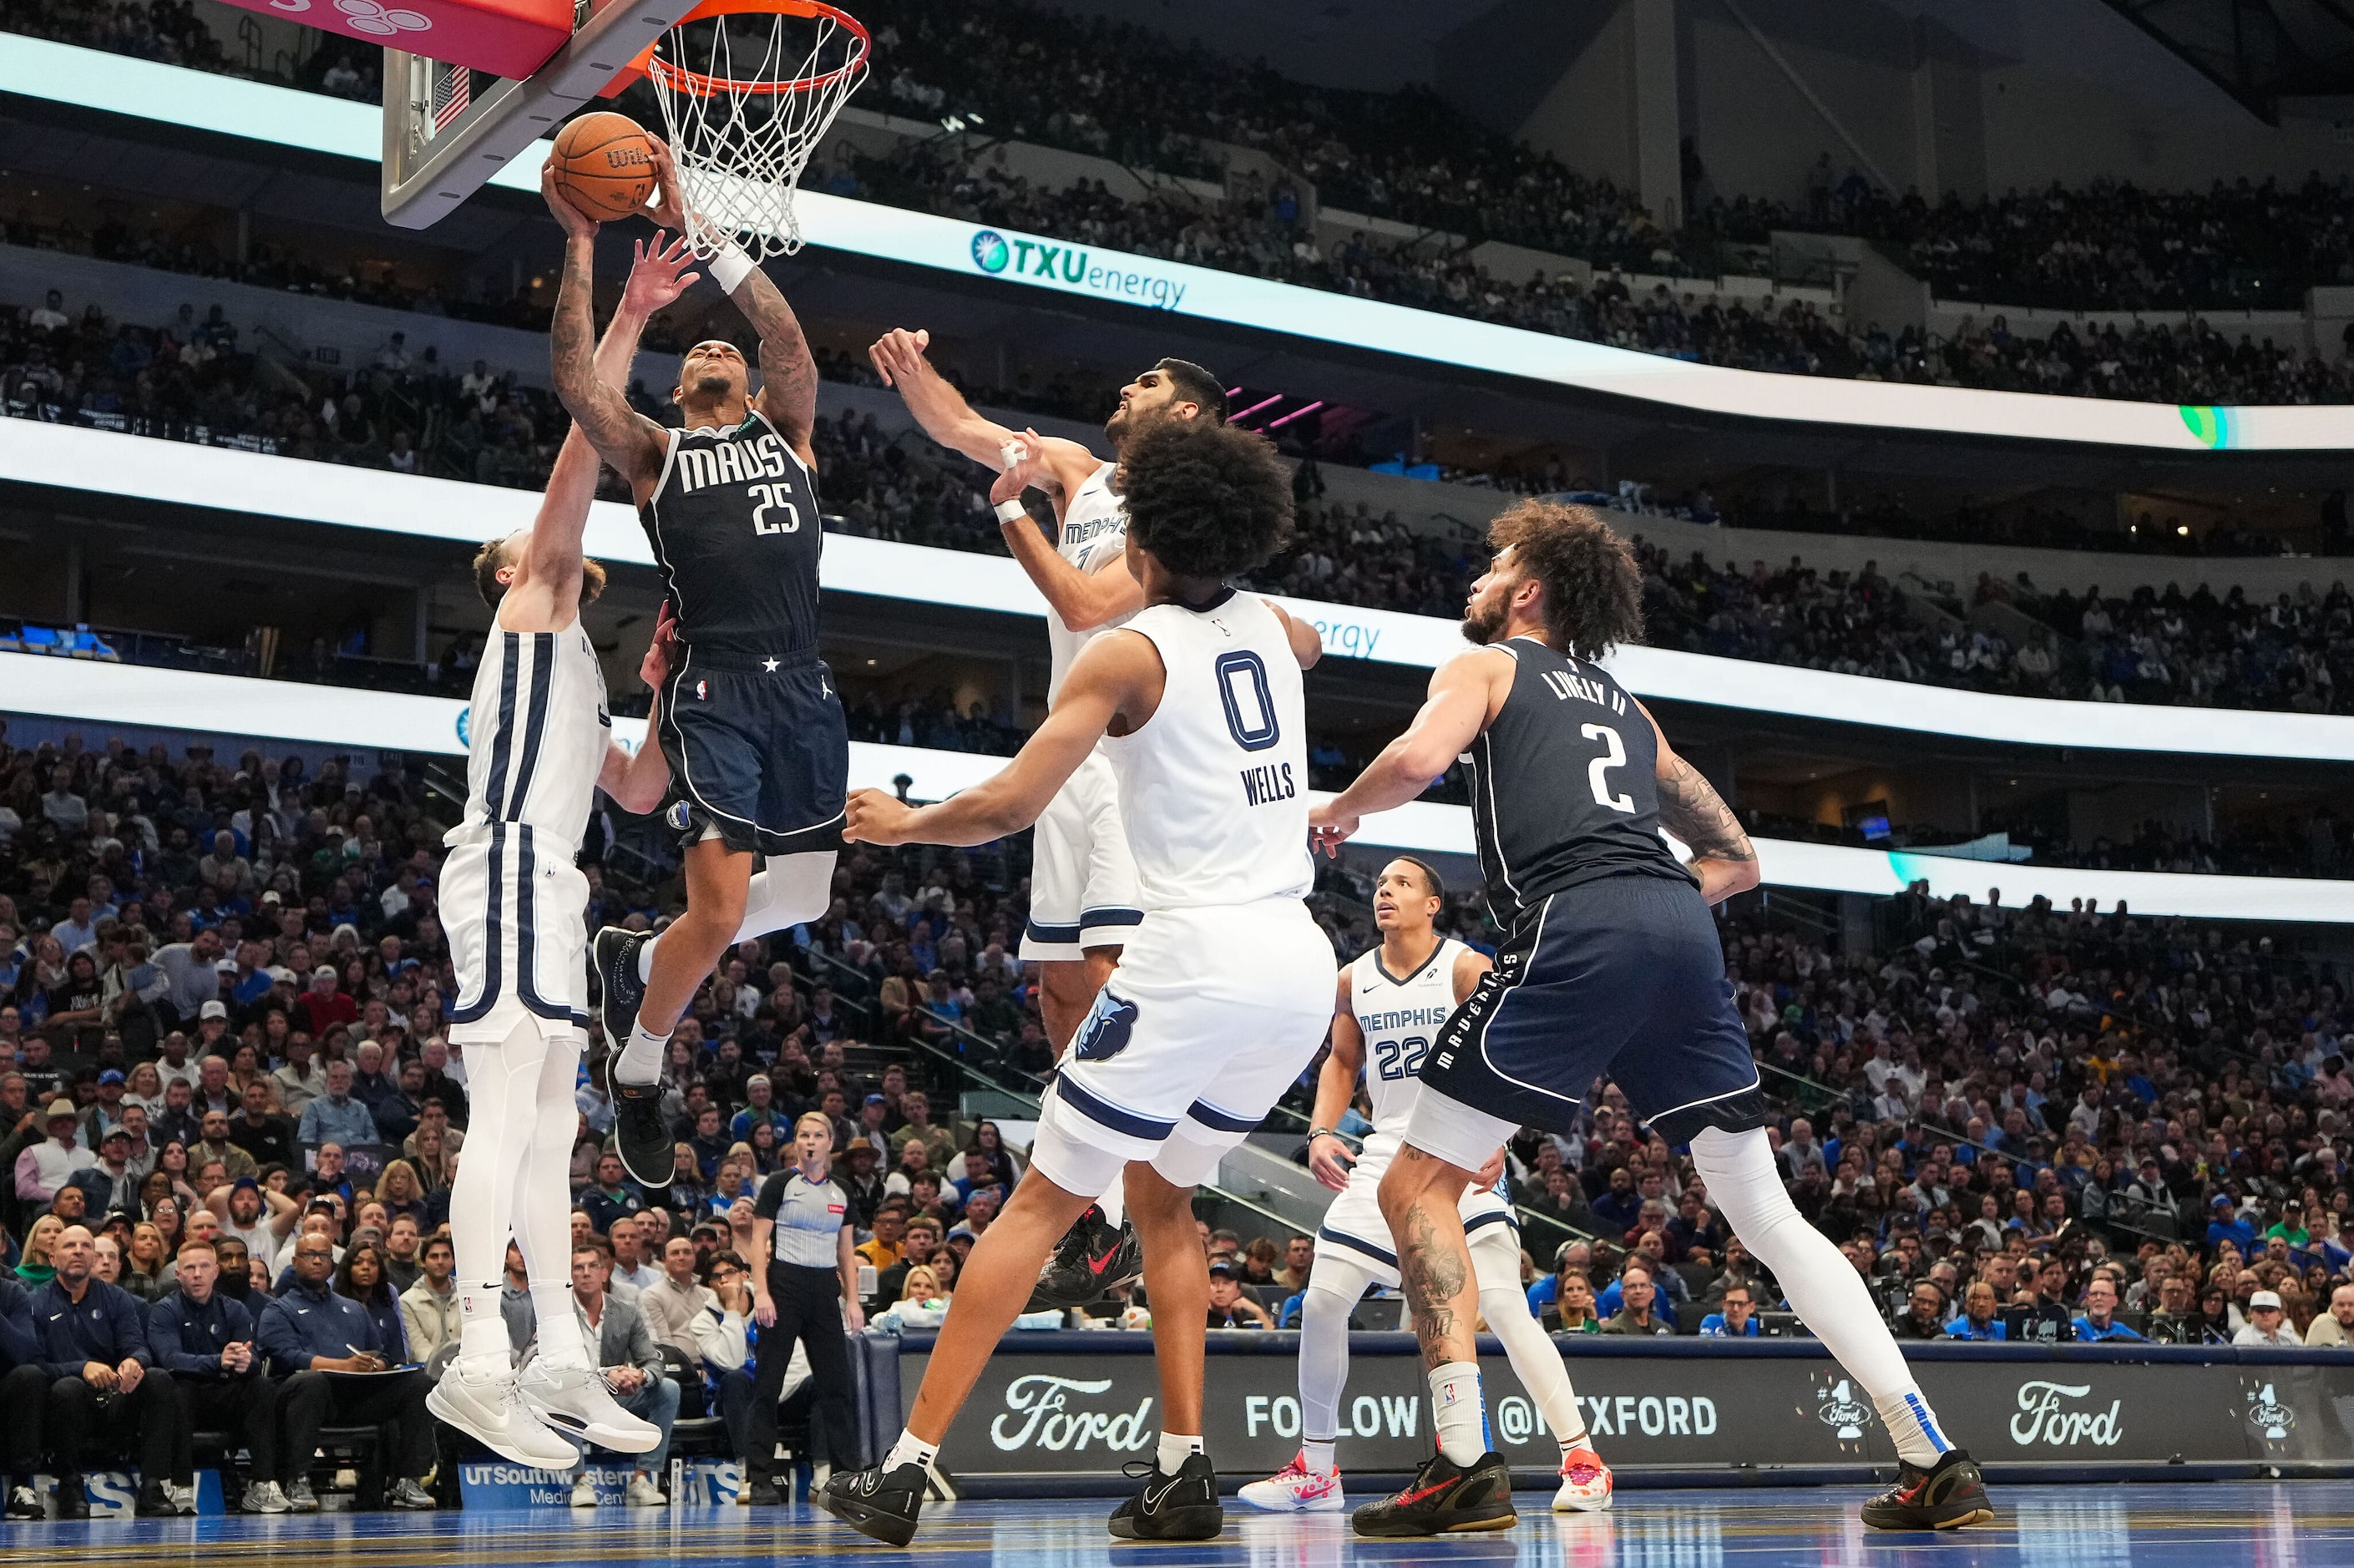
left=1638, top=700, right=1759, bottom=904
left=843, top=628, right=1161, bottom=847
left=1307, top=971, right=1363, bottom=1191
left=525, top=234, right=700, bottom=595
left=545, top=169, right=669, bottom=492
left=869, top=330, right=1100, bottom=488
left=600, top=604, right=678, bottom=813
left=1309, top=646, right=1509, bottom=855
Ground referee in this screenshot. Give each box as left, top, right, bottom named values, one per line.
left=743, top=1110, right=868, bottom=1504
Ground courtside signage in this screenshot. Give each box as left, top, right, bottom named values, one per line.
left=6, top=38, right=2351, bottom=452
left=7, top=653, right=2354, bottom=921
left=6, top=420, right=2351, bottom=761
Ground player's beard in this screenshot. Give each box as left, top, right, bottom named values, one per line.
left=1461, top=594, right=1511, bottom=646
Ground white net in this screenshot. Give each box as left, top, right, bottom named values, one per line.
left=644, top=1, right=868, bottom=260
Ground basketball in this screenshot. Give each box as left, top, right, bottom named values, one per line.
left=549, top=111, right=656, bottom=221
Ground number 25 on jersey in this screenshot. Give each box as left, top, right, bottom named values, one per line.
left=750, top=483, right=800, bottom=535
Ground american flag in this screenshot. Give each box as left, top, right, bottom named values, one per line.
left=432, top=65, right=469, bottom=133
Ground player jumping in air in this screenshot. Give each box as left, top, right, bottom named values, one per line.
left=816, top=418, right=1329, bottom=1547
left=867, top=328, right=1227, bottom=1302
left=428, top=220, right=686, bottom=1466
left=542, top=154, right=851, bottom=1201
left=1311, top=502, right=1992, bottom=1536
left=1238, top=855, right=1608, bottom=1515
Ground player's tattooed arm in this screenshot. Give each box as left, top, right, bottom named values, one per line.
left=727, top=257, right=819, bottom=459
left=1639, top=701, right=1759, bottom=903
left=544, top=167, right=667, bottom=486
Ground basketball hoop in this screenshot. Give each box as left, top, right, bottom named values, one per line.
left=625, top=0, right=868, bottom=260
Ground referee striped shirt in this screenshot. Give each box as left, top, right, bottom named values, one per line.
left=755, top=1167, right=850, bottom=1267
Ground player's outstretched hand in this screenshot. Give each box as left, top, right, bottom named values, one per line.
left=542, top=161, right=600, bottom=239
left=1308, top=1131, right=1355, bottom=1191
left=867, top=327, right=931, bottom=388
left=622, top=232, right=700, bottom=317
left=992, top=428, right=1050, bottom=502
left=1307, top=800, right=1359, bottom=858
left=843, top=787, right=918, bottom=845
left=646, top=137, right=688, bottom=232
left=639, top=601, right=677, bottom=690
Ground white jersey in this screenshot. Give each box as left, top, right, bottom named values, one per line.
left=1349, top=939, right=1468, bottom=1169
left=443, top=615, right=610, bottom=1036
left=1101, top=591, right=1312, bottom=911
left=1045, top=462, right=1134, bottom=701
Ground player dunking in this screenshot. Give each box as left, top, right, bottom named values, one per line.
left=542, top=155, right=850, bottom=1191
left=426, top=221, right=687, bottom=1464
left=1239, top=855, right=1607, bottom=1516
left=816, top=419, right=1330, bottom=1547
left=1312, top=502, right=1992, bottom=1535
left=867, top=328, right=1225, bottom=1295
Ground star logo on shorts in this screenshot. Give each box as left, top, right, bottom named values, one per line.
left=762, top=657, right=780, bottom=672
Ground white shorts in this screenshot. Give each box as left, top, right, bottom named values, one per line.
left=1020, top=751, right=1141, bottom=962
left=441, top=832, right=590, bottom=1044
left=1027, top=900, right=1334, bottom=1197
left=1314, top=1151, right=1520, bottom=1291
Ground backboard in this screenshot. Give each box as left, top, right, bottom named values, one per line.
left=380, top=0, right=700, bottom=229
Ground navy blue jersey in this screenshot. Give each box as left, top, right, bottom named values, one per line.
left=641, top=409, right=823, bottom=665
left=1462, top=636, right=1693, bottom=928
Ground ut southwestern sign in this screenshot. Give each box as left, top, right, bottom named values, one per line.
left=970, top=228, right=1191, bottom=311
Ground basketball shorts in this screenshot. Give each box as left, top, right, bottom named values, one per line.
left=658, top=650, right=847, bottom=857
left=1405, top=872, right=1769, bottom=1171
left=1315, top=1146, right=1519, bottom=1291
left=1026, top=899, right=1334, bottom=1197
left=441, top=827, right=590, bottom=1044
left=1019, top=750, right=1141, bottom=962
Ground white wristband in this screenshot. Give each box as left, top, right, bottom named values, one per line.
left=995, top=498, right=1028, bottom=524
left=709, top=241, right=755, bottom=294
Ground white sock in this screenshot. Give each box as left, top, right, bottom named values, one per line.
left=1691, top=1125, right=1953, bottom=1467
left=884, top=1431, right=939, bottom=1473
left=1096, top=1183, right=1125, bottom=1230
left=531, top=1283, right=589, bottom=1367
left=457, top=1282, right=510, bottom=1372
left=616, top=1024, right=666, bottom=1085
left=1156, top=1432, right=1202, bottom=1474
left=635, top=932, right=659, bottom=983
left=1428, top=1361, right=1486, bottom=1465
left=1303, top=1439, right=1337, bottom=1474
left=1481, top=1284, right=1587, bottom=1447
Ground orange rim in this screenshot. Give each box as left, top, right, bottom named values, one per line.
left=630, top=0, right=868, bottom=99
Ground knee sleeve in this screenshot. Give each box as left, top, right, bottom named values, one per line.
left=1298, top=1276, right=1366, bottom=1444
left=732, top=852, right=835, bottom=945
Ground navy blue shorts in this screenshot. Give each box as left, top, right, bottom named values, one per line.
left=657, top=652, right=847, bottom=857
left=1419, top=873, right=1767, bottom=1146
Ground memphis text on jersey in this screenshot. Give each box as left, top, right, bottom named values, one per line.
left=673, top=428, right=801, bottom=516
left=1241, top=759, right=1297, bottom=808
left=1360, top=1002, right=1450, bottom=1035
left=1064, top=512, right=1121, bottom=549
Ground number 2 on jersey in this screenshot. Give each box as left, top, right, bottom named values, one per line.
left=1373, top=1034, right=1431, bottom=1081
left=1582, top=723, right=1636, bottom=813
left=749, top=483, right=800, bottom=535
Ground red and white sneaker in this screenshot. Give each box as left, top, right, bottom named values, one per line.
left=1553, top=1445, right=1613, bottom=1512
left=1238, top=1451, right=1346, bottom=1513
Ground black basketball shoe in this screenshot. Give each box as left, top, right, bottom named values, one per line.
left=593, top=927, right=651, bottom=1045
left=1352, top=1449, right=1518, bottom=1538
left=1026, top=1205, right=1141, bottom=1311
left=1860, top=1449, right=1993, bottom=1530
left=816, top=1460, right=929, bottom=1546
left=1106, top=1453, right=1223, bottom=1541
left=610, top=1077, right=672, bottom=1188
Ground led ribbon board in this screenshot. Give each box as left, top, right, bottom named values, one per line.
left=7, top=422, right=2354, bottom=761
left=4, top=38, right=2351, bottom=451
left=4, top=653, right=2352, bottom=922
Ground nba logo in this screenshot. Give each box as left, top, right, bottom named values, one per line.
left=695, top=680, right=709, bottom=701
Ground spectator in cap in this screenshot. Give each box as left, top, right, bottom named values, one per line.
left=82, top=1070, right=129, bottom=1143
left=727, top=1075, right=786, bottom=1146
left=1206, top=1258, right=1271, bottom=1329
left=67, top=1126, right=143, bottom=1216
left=295, top=968, right=356, bottom=1039
left=837, top=1141, right=884, bottom=1228
left=14, top=1099, right=85, bottom=1208
left=852, top=1094, right=892, bottom=1161
left=2207, top=1194, right=2258, bottom=1255
left=2235, top=1289, right=2300, bottom=1346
